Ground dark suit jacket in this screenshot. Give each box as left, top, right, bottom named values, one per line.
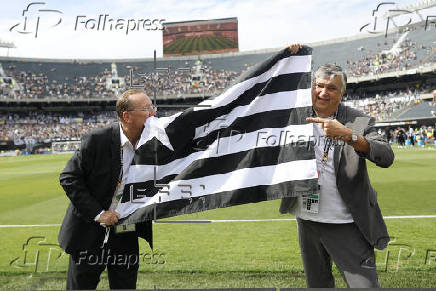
left=58, top=122, right=152, bottom=254
left=281, top=104, right=394, bottom=250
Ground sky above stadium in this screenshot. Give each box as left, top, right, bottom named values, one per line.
left=0, top=0, right=435, bottom=59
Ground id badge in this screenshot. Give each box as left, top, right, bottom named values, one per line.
left=301, top=193, right=320, bottom=214
left=114, top=224, right=136, bottom=234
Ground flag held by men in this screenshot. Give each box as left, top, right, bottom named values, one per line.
left=116, top=46, right=318, bottom=224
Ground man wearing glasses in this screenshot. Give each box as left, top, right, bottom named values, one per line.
left=281, top=45, right=394, bottom=288
left=59, top=89, right=155, bottom=289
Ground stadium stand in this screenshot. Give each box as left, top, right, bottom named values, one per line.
left=394, top=100, right=436, bottom=120
left=1, top=20, right=434, bottom=98
left=0, top=21, right=435, bottom=154
left=0, top=58, right=242, bottom=99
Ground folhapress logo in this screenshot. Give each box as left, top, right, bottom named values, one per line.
left=74, top=15, right=165, bottom=35
left=10, top=2, right=166, bottom=38
left=9, top=2, right=63, bottom=38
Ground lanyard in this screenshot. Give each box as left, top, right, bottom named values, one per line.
left=313, top=109, right=338, bottom=165
left=116, top=145, right=124, bottom=201
left=322, top=137, right=332, bottom=164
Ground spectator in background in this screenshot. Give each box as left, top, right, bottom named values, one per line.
left=408, top=127, right=415, bottom=146
left=397, top=127, right=406, bottom=147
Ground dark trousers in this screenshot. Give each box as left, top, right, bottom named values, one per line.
left=66, top=230, right=139, bottom=290
left=297, top=218, right=380, bottom=288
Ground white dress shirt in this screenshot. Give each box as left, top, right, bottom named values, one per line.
left=291, top=122, right=354, bottom=223
left=94, top=124, right=136, bottom=221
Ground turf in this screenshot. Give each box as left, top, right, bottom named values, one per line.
left=164, top=35, right=238, bottom=55
left=0, top=147, right=435, bottom=289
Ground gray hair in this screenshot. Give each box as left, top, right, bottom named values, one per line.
left=313, top=63, right=347, bottom=92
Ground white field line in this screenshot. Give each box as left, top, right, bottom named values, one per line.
left=0, top=224, right=61, bottom=228
left=1, top=215, right=436, bottom=228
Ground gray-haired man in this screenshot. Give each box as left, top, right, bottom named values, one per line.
left=282, top=45, right=394, bottom=288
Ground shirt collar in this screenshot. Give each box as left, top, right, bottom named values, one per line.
left=119, top=124, right=130, bottom=147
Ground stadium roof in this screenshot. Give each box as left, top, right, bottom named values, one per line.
left=0, top=19, right=430, bottom=63
left=0, top=25, right=399, bottom=64
left=383, top=0, right=436, bottom=19
left=0, top=39, right=16, bottom=49
left=163, top=17, right=238, bottom=26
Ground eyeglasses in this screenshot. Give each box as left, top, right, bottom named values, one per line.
left=127, top=105, right=157, bottom=113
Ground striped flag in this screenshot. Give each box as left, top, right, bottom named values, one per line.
left=116, top=46, right=318, bottom=224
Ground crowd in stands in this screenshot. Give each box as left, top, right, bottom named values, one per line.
left=1, top=65, right=115, bottom=99
left=384, top=125, right=435, bottom=147
left=343, top=87, right=430, bottom=121
left=1, top=108, right=435, bottom=156
left=2, top=93, right=435, bottom=146
left=1, top=27, right=434, bottom=100
left=347, top=29, right=434, bottom=77
left=1, top=61, right=242, bottom=100
left=1, top=25, right=435, bottom=155
left=0, top=111, right=115, bottom=145
left=0, top=108, right=185, bottom=147
left=127, top=62, right=241, bottom=98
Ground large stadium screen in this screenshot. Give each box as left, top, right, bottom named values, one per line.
left=162, top=17, right=238, bottom=56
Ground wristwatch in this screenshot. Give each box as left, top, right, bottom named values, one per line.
left=348, top=131, right=358, bottom=145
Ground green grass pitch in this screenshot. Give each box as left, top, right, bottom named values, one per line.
left=0, top=147, right=435, bottom=289
left=164, top=35, right=238, bottom=55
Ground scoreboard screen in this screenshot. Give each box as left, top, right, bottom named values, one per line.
left=163, top=17, right=238, bottom=57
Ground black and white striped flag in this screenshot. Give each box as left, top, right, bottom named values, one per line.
left=116, top=46, right=318, bottom=224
